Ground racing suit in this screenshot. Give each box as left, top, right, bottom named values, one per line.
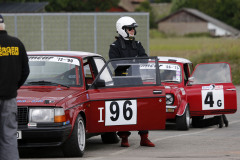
left=109, top=36, right=147, bottom=59
left=108, top=36, right=148, bottom=136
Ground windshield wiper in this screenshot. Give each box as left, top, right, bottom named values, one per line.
left=27, top=81, right=70, bottom=88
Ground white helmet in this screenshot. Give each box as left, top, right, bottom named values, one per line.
left=116, top=16, right=138, bottom=40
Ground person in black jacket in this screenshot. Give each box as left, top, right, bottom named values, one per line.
left=0, top=15, right=29, bottom=160
left=109, top=16, right=155, bottom=147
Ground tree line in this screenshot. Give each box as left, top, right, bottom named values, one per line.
left=1, top=0, right=119, bottom=12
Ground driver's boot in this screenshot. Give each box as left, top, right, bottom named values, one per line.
left=140, top=133, right=155, bottom=147
left=117, top=132, right=130, bottom=147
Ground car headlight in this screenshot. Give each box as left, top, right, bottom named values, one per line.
left=166, top=94, right=174, bottom=105
left=29, top=108, right=66, bottom=123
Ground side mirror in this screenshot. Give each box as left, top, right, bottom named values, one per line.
left=187, top=77, right=194, bottom=86
left=188, top=77, right=194, bottom=82
left=95, top=79, right=106, bottom=88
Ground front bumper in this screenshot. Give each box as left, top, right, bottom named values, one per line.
left=166, top=105, right=178, bottom=119
left=18, top=124, right=72, bottom=148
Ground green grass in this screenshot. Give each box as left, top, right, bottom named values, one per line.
left=149, top=31, right=240, bottom=84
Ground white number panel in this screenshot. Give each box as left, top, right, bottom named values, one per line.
left=201, top=89, right=224, bottom=110
left=105, top=100, right=137, bottom=126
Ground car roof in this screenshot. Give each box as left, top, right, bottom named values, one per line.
left=27, top=51, right=102, bottom=58
left=158, top=56, right=192, bottom=64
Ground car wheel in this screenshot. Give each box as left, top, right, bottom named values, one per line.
left=62, top=115, right=86, bottom=157
left=176, top=105, right=190, bottom=130
left=101, top=132, right=120, bottom=144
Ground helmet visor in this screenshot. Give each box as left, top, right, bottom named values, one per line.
left=126, top=27, right=135, bottom=31
left=122, top=23, right=138, bottom=29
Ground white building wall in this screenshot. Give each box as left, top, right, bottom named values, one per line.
left=208, top=23, right=231, bottom=36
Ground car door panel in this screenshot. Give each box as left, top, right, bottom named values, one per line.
left=186, top=62, right=237, bottom=116
left=85, top=57, right=166, bottom=133
left=86, top=86, right=166, bottom=133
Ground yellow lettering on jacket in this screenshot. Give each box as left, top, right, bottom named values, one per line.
left=0, top=46, right=19, bottom=56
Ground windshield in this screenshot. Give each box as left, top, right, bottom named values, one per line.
left=140, top=62, right=182, bottom=83
left=25, top=56, right=82, bottom=87
left=191, top=63, right=231, bottom=84
left=92, top=57, right=160, bottom=87
left=159, top=63, right=181, bottom=83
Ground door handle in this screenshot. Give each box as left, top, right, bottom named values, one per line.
left=153, top=90, right=162, bottom=94
left=226, top=88, right=236, bottom=91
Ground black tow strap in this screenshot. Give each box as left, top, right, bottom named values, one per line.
left=118, top=36, right=126, bottom=49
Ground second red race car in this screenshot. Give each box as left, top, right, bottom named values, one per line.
left=140, top=56, right=237, bottom=130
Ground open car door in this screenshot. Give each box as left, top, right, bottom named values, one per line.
left=186, top=62, right=237, bottom=116
left=86, top=57, right=166, bottom=133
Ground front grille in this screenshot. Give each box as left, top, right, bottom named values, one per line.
left=18, top=106, right=28, bottom=125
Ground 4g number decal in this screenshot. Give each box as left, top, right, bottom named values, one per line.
left=105, top=100, right=137, bottom=126
left=201, top=90, right=224, bottom=110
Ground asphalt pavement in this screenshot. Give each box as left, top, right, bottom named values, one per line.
left=19, top=86, right=240, bottom=160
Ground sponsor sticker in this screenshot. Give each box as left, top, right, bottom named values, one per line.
left=29, top=56, right=80, bottom=66
left=202, top=84, right=223, bottom=90
left=140, top=63, right=180, bottom=71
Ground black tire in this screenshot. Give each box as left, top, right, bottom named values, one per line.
left=101, top=132, right=120, bottom=144
left=191, top=116, right=204, bottom=128
left=176, top=105, right=190, bottom=130
left=62, top=115, right=86, bottom=157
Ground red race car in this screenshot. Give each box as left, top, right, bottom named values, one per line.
left=141, top=56, right=237, bottom=130
left=17, top=51, right=166, bottom=157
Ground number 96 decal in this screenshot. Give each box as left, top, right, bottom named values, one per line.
left=105, top=100, right=137, bottom=126
left=201, top=90, right=224, bottom=110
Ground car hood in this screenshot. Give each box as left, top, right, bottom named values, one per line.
left=17, top=87, right=78, bottom=105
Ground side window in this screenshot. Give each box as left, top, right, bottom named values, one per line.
left=93, top=57, right=112, bottom=82
left=188, top=63, right=194, bottom=76
left=83, top=59, right=94, bottom=86
left=191, top=63, right=231, bottom=84
left=92, top=57, right=159, bottom=88
left=183, top=63, right=194, bottom=85
left=93, top=57, right=105, bottom=73
left=183, top=64, right=189, bottom=82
